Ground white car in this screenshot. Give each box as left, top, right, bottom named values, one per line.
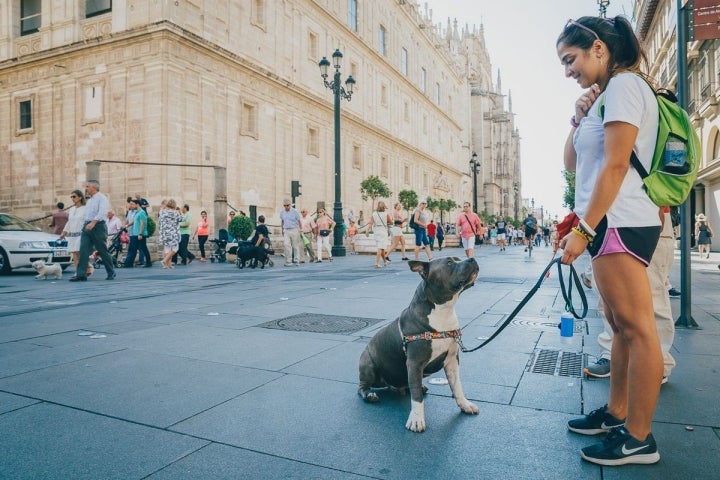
left=0, top=213, right=72, bottom=274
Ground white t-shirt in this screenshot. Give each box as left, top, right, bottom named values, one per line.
left=573, top=72, right=660, bottom=228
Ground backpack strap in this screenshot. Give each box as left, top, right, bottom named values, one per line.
left=597, top=91, right=650, bottom=180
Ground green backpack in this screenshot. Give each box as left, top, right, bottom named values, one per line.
left=600, top=87, right=699, bottom=206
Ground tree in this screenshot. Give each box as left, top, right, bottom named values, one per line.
left=435, top=198, right=458, bottom=225
left=425, top=196, right=440, bottom=216
left=563, top=169, right=576, bottom=211
left=360, top=175, right=392, bottom=213
left=398, top=189, right=418, bottom=231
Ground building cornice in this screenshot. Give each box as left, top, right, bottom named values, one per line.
left=636, top=0, right=661, bottom=42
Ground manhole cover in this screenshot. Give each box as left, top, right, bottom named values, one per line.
left=259, top=313, right=384, bottom=334
left=529, top=349, right=584, bottom=377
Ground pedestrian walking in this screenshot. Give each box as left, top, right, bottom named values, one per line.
left=70, top=180, right=117, bottom=281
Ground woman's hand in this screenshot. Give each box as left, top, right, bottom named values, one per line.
left=559, top=232, right=588, bottom=265
left=574, top=84, right=601, bottom=123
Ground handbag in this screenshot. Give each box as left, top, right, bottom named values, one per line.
left=263, top=238, right=275, bottom=254
left=464, top=214, right=482, bottom=245
left=319, top=229, right=331, bottom=237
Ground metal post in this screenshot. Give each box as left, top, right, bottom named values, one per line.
left=332, top=68, right=345, bottom=256
left=675, top=0, right=699, bottom=328
left=472, top=166, right=478, bottom=213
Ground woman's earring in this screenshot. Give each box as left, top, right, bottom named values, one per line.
left=599, top=56, right=604, bottom=66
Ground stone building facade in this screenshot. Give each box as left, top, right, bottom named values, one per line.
left=0, top=0, right=520, bottom=232
left=636, top=0, right=720, bottom=250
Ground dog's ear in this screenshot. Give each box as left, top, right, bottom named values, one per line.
left=408, top=260, right=429, bottom=279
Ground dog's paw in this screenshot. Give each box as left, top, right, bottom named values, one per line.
left=458, top=400, right=479, bottom=415
left=362, top=392, right=380, bottom=403
left=358, top=388, right=380, bottom=403
left=405, top=412, right=426, bottom=432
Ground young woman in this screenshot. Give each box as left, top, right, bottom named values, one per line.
left=386, top=202, right=409, bottom=261
left=557, top=16, right=662, bottom=466
left=315, top=208, right=335, bottom=262
left=365, top=201, right=393, bottom=268
left=58, top=189, right=87, bottom=278
left=193, top=210, right=210, bottom=261
left=694, top=213, right=713, bottom=259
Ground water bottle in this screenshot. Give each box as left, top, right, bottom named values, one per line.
left=559, top=312, right=575, bottom=348
left=663, top=139, right=689, bottom=174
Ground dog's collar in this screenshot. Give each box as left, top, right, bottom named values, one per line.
left=398, top=322, right=463, bottom=354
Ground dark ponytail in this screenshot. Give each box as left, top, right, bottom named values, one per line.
left=557, top=15, right=646, bottom=74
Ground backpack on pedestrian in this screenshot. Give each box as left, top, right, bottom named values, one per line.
left=599, top=85, right=699, bottom=206
left=409, top=210, right=418, bottom=230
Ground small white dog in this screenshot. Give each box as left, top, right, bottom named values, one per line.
left=31, top=260, right=63, bottom=280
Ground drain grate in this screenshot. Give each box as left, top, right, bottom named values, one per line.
left=530, top=349, right=584, bottom=377
left=259, top=313, right=384, bottom=334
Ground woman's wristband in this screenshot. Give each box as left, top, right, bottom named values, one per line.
left=571, top=227, right=593, bottom=243
left=578, top=218, right=597, bottom=238
left=570, top=116, right=580, bottom=128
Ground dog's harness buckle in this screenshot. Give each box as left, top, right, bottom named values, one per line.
left=399, top=323, right=463, bottom=354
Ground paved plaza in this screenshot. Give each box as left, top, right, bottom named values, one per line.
left=0, top=243, right=718, bottom=479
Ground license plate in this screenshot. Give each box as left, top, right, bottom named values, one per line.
left=53, top=250, right=68, bottom=258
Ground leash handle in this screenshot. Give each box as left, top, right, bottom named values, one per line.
left=460, top=257, right=588, bottom=353
left=556, top=259, right=588, bottom=319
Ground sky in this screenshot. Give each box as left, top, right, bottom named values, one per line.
left=425, top=0, right=635, bottom=219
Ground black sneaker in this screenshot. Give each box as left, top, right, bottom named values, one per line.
left=581, top=426, right=660, bottom=466
left=568, top=404, right=625, bottom=435
left=668, top=288, right=681, bottom=297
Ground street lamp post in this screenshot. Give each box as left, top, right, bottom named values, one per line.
left=513, top=182, right=519, bottom=220
left=469, top=152, right=479, bottom=213
left=598, top=0, right=610, bottom=18
left=319, top=49, right=355, bottom=257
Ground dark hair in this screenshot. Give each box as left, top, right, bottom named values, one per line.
left=258, top=215, right=265, bottom=223
left=72, top=189, right=86, bottom=206
left=557, top=16, right=646, bottom=75
left=57, top=202, right=64, bottom=209
left=183, top=204, right=190, bottom=211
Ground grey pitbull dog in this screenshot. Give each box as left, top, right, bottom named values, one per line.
left=358, top=257, right=480, bottom=432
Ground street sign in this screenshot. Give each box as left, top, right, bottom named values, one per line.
left=692, top=0, right=720, bottom=40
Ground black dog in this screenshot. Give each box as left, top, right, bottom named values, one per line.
left=358, top=257, right=480, bottom=432
left=235, top=241, right=271, bottom=269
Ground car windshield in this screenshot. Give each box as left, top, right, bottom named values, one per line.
left=0, top=213, right=42, bottom=232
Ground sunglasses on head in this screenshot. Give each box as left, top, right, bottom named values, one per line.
left=564, top=19, right=600, bottom=41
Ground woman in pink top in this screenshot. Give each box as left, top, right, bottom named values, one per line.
left=456, top=203, right=482, bottom=258
left=193, top=210, right=210, bottom=261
